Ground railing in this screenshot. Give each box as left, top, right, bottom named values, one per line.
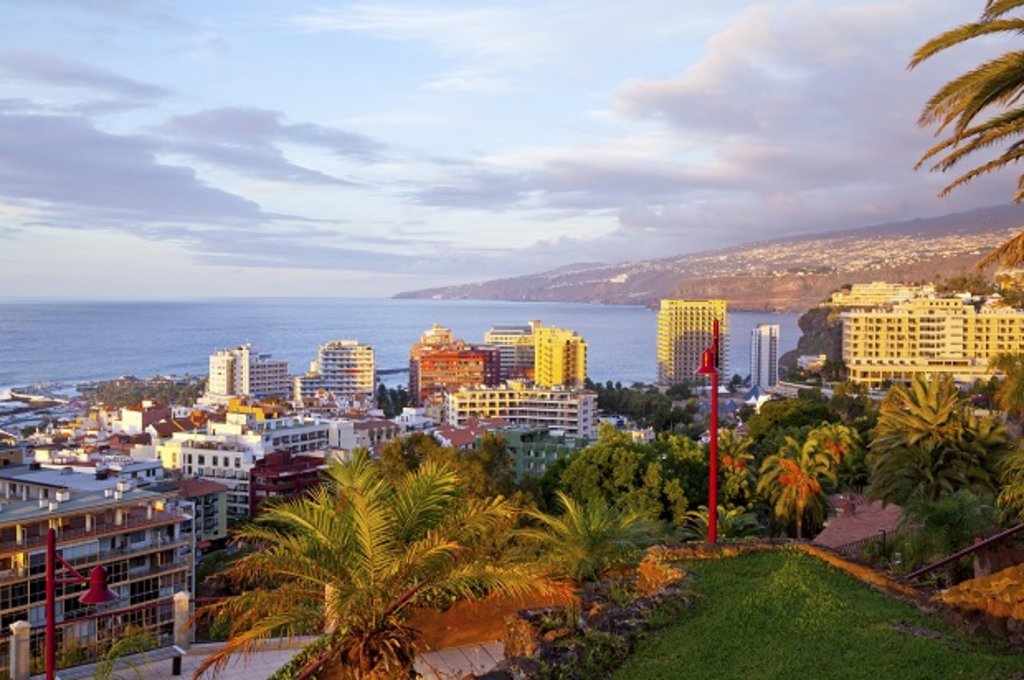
left=907, top=523, right=1024, bottom=580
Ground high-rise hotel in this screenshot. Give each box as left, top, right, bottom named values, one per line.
left=842, top=296, right=1024, bottom=386
left=294, top=339, right=376, bottom=403
left=750, top=323, right=780, bottom=388
left=657, top=300, right=729, bottom=384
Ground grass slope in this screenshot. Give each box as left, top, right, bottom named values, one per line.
left=615, top=549, right=1024, bottom=680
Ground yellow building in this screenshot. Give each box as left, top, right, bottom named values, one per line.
left=829, top=281, right=934, bottom=308
left=842, top=297, right=1024, bottom=386
left=533, top=325, right=587, bottom=388
left=657, top=300, right=729, bottom=384
left=445, top=381, right=597, bottom=438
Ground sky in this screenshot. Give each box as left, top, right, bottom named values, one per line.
left=0, top=0, right=1016, bottom=299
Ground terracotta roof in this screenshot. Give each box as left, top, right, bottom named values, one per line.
left=813, top=494, right=904, bottom=549
left=166, top=478, right=229, bottom=498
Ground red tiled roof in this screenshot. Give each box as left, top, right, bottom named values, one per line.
left=168, top=478, right=229, bottom=498
left=813, top=494, right=904, bottom=549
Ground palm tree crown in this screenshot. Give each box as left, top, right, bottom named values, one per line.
left=911, top=0, right=1024, bottom=202
left=757, top=436, right=836, bottom=539
left=196, top=452, right=541, bottom=679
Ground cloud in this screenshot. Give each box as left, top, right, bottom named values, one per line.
left=408, top=0, right=1014, bottom=266
left=0, top=51, right=170, bottom=99
left=0, top=112, right=265, bottom=225
left=154, top=107, right=385, bottom=185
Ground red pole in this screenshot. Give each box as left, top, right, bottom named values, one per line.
left=46, top=527, right=56, bottom=680
left=708, top=319, right=720, bottom=543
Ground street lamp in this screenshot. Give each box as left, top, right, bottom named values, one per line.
left=46, top=527, right=119, bottom=680
left=696, top=318, right=721, bottom=543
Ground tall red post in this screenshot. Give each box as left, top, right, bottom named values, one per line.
left=46, top=527, right=56, bottom=680
left=708, top=324, right=719, bottom=544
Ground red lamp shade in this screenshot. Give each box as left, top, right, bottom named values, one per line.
left=78, top=566, right=118, bottom=605
left=695, top=348, right=718, bottom=376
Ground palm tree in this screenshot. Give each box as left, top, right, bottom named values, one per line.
left=899, top=491, right=998, bottom=584
left=807, top=422, right=860, bottom=466
left=990, top=352, right=1024, bottom=419
left=679, top=504, right=762, bottom=542
left=910, top=2, right=1024, bottom=270
left=518, top=491, right=662, bottom=583
left=868, top=375, right=1008, bottom=504
left=911, top=1, right=1024, bottom=203
left=757, top=436, right=837, bottom=539
left=996, top=444, right=1024, bottom=519
left=718, top=429, right=755, bottom=505
left=194, top=452, right=542, bottom=679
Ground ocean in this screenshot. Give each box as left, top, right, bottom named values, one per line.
left=0, top=299, right=802, bottom=390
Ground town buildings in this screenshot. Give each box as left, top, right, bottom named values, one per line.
left=842, top=296, right=1024, bottom=386
left=484, top=322, right=539, bottom=380
left=750, top=323, right=780, bottom=388
left=533, top=325, right=587, bottom=388
left=294, top=340, right=376, bottom=406
left=504, top=428, right=592, bottom=478
left=205, top=344, right=290, bottom=402
left=0, top=483, right=191, bottom=675
left=445, top=381, right=597, bottom=438
left=657, top=299, right=729, bottom=384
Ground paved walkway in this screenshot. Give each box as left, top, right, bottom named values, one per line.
left=76, top=640, right=503, bottom=679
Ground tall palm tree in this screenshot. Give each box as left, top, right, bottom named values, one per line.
left=518, top=491, right=662, bottom=583
left=868, top=375, right=1008, bottom=504
left=194, top=452, right=542, bottom=679
left=757, top=437, right=836, bottom=539
left=910, top=1, right=1024, bottom=270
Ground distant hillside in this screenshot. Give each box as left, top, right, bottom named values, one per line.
left=395, top=204, right=1024, bottom=312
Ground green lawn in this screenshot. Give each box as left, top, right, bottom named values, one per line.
left=615, top=549, right=1024, bottom=680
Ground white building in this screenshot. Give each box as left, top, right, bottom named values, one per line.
left=445, top=381, right=598, bottom=438
left=205, top=344, right=290, bottom=402
left=750, top=323, right=780, bottom=388
left=294, top=339, right=376, bottom=404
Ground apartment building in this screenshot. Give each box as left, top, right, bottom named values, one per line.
left=409, top=326, right=501, bottom=408
left=249, top=451, right=326, bottom=516
left=484, top=322, right=540, bottom=380
left=750, top=323, right=780, bottom=388
left=829, top=281, right=935, bottom=308
left=205, top=344, right=290, bottom=402
left=445, top=382, right=597, bottom=438
left=294, top=340, right=376, bottom=405
left=0, top=484, right=191, bottom=675
left=657, top=300, right=729, bottom=385
left=842, top=297, right=1024, bottom=386
left=533, top=325, right=587, bottom=388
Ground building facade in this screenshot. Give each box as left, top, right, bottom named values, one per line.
left=206, top=344, right=290, bottom=401
left=409, top=326, right=502, bottom=408
left=0, top=486, right=191, bottom=675
left=829, top=281, right=935, bottom=308
left=842, top=297, right=1024, bottom=386
left=533, top=325, right=587, bottom=388
left=750, top=323, right=780, bottom=388
left=657, top=300, right=729, bottom=385
left=445, top=382, right=598, bottom=438
left=483, top=322, right=539, bottom=380
left=294, top=340, right=376, bottom=405
left=249, top=451, right=326, bottom=516
left=504, top=428, right=592, bottom=478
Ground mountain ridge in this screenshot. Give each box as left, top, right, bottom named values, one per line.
left=394, top=204, right=1024, bottom=312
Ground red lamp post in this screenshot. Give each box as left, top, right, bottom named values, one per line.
left=46, top=527, right=119, bottom=680
left=695, top=319, right=721, bottom=544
